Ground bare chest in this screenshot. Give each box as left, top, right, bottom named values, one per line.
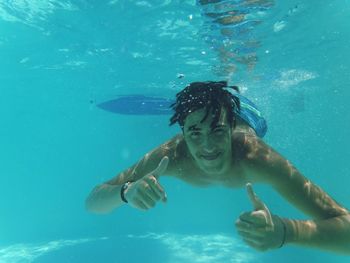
left=173, top=162, right=248, bottom=188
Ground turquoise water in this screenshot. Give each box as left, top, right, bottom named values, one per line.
left=1, top=0, right=350, bottom=262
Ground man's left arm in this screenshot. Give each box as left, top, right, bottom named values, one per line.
left=244, top=138, right=350, bottom=254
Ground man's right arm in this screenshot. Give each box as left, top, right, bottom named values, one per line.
left=85, top=182, right=127, bottom=214
left=85, top=138, right=179, bottom=214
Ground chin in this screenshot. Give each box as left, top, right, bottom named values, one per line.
left=202, top=167, right=223, bottom=175
left=199, top=159, right=226, bottom=175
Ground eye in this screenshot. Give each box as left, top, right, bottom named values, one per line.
left=213, top=129, right=224, bottom=135
left=189, top=131, right=201, bottom=139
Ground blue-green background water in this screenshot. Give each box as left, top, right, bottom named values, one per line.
left=1, top=0, right=350, bottom=262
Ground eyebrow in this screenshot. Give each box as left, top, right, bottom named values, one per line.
left=187, top=124, right=227, bottom=131
left=187, top=125, right=200, bottom=131
left=212, top=124, right=227, bottom=130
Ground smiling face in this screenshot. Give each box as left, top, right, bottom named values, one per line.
left=183, top=107, right=233, bottom=176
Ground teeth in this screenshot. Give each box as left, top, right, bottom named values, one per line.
left=202, top=153, right=220, bottom=160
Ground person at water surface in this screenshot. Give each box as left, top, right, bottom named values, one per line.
left=86, top=81, right=350, bottom=254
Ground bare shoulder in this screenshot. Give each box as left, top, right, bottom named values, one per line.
left=105, top=134, right=185, bottom=185
left=133, top=134, right=187, bottom=178
left=231, top=128, right=268, bottom=165
left=232, top=130, right=295, bottom=184
left=233, top=130, right=349, bottom=218
left=157, top=133, right=187, bottom=175
left=230, top=119, right=269, bottom=163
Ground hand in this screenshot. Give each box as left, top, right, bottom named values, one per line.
left=124, top=156, right=168, bottom=211
left=235, top=183, right=285, bottom=251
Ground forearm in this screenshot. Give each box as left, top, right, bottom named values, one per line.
left=85, top=183, right=125, bottom=214
left=283, top=214, right=350, bottom=254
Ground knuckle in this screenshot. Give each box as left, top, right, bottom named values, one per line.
left=149, top=178, right=157, bottom=185
left=147, top=201, right=156, bottom=208
left=144, top=177, right=153, bottom=185
left=146, top=174, right=155, bottom=180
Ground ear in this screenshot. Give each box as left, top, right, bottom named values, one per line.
left=233, top=118, right=237, bottom=129
left=181, top=129, right=186, bottom=141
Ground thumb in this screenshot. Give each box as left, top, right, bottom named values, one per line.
left=246, top=182, right=267, bottom=211
left=152, top=156, right=169, bottom=179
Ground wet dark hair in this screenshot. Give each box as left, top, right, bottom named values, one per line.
left=169, top=81, right=240, bottom=131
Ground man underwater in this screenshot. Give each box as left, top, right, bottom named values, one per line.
left=86, top=81, right=350, bottom=253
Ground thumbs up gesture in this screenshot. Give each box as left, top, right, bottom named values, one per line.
left=235, top=183, right=286, bottom=251
left=124, top=156, right=168, bottom=211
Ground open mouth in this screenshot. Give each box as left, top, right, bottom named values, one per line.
left=201, top=152, right=221, bottom=160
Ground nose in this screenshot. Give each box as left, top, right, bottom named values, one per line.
left=202, top=136, right=216, bottom=153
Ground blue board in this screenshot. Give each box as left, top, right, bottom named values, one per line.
left=97, top=94, right=267, bottom=137
left=97, top=95, right=173, bottom=115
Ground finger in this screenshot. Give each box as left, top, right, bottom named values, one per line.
left=136, top=200, right=148, bottom=211
left=239, top=212, right=256, bottom=224
left=246, top=183, right=273, bottom=225
left=235, top=220, right=265, bottom=236
left=152, top=156, right=169, bottom=179
left=145, top=176, right=167, bottom=202
left=246, top=183, right=266, bottom=211
left=237, top=229, right=264, bottom=241
left=239, top=211, right=269, bottom=226
left=143, top=183, right=162, bottom=202
left=237, top=229, right=265, bottom=240
left=138, top=190, right=156, bottom=209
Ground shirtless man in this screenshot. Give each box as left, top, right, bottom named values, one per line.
left=86, top=81, right=350, bottom=253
